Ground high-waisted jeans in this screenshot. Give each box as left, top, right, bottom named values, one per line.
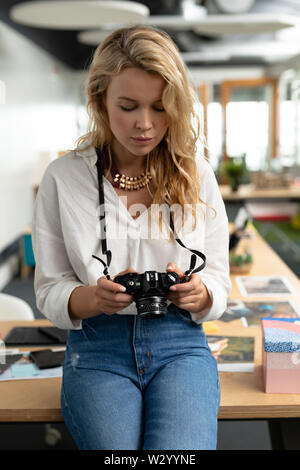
left=61, top=303, right=220, bottom=450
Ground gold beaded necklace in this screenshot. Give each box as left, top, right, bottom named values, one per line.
left=108, top=145, right=152, bottom=191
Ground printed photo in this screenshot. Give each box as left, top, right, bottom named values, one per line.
left=207, top=335, right=255, bottom=372
left=235, top=275, right=296, bottom=297
left=220, top=299, right=300, bottom=327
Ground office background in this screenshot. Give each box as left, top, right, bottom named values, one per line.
left=2, top=0, right=300, bottom=449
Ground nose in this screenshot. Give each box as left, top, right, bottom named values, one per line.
left=135, top=109, right=152, bottom=131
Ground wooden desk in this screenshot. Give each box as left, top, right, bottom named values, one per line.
left=218, top=224, right=300, bottom=420
left=1, top=226, right=300, bottom=448
left=220, top=183, right=300, bottom=202
left=0, top=319, right=62, bottom=423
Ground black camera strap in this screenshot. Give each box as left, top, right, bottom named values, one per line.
left=166, top=205, right=206, bottom=282
left=92, top=147, right=112, bottom=280
left=93, top=147, right=206, bottom=282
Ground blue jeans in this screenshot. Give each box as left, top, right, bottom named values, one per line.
left=61, top=304, right=220, bottom=450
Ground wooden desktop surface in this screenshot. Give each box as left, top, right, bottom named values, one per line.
left=1, top=225, right=300, bottom=422
left=220, top=183, right=300, bottom=201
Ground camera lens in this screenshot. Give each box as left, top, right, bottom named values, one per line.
left=135, top=295, right=168, bottom=319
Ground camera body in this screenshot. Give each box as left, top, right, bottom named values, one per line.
left=113, top=271, right=181, bottom=319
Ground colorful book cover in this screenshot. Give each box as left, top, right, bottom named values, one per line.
left=261, top=317, right=300, bottom=352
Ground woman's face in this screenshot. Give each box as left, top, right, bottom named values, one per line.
left=105, top=67, right=169, bottom=161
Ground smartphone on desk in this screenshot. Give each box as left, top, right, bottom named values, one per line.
left=29, top=349, right=65, bottom=369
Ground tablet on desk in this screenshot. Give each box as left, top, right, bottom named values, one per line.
left=3, top=326, right=68, bottom=346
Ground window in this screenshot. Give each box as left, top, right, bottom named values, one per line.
left=278, top=70, right=300, bottom=166
left=197, top=78, right=279, bottom=172
left=221, top=78, right=278, bottom=171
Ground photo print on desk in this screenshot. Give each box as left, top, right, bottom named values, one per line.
left=220, top=299, right=300, bottom=327
left=0, top=350, right=64, bottom=381
left=235, top=275, right=296, bottom=297
left=206, top=335, right=255, bottom=373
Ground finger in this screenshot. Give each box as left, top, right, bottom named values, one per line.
left=169, top=274, right=203, bottom=293
left=97, top=276, right=127, bottom=293
left=166, top=263, right=185, bottom=278
left=168, top=291, right=198, bottom=303
left=101, top=290, right=134, bottom=303
left=167, top=291, right=198, bottom=308
left=177, top=303, right=199, bottom=312
left=102, top=303, right=131, bottom=315
left=169, top=281, right=196, bottom=293
left=106, top=302, right=133, bottom=312
left=101, top=295, right=134, bottom=312
left=177, top=295, right=202, bottom=306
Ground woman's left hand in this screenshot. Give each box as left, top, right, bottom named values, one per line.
left=166, top=263, right=212, bottom=315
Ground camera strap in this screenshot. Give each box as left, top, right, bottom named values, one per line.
left=93, top=147, right=206, bottom=282
left=165, top=205, right=206, bottom=282
left=93, top=147, right=112, bottom=279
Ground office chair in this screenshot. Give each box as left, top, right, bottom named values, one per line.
left=0, top=293, right=34, bottom=321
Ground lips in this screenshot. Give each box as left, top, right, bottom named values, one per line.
left=132, top=137, right=153, bottom=141
left=131, top=137, right=154, bottom=146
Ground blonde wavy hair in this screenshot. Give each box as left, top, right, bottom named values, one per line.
left=76, top=25, right=207, bottom=234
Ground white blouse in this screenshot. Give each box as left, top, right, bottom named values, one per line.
left=31, top=143, right=231, bottom=330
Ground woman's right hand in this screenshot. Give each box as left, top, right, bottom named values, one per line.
left=94, top=268, right=138, bottom=315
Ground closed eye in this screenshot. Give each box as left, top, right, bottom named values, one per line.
left=120, top=106, right=135, bottom=112
left=120, top=106, right=165, bottom=112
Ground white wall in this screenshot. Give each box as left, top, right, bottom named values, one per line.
left=0, top=21, right=88, bottom=253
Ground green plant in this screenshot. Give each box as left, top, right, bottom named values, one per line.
left=224, top=156, right=247, bottom=192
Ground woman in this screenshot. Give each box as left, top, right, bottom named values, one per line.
left=32, top=25, right=231, bottom=450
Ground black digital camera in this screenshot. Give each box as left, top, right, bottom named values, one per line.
left=113, top=271, right=182, bottom=319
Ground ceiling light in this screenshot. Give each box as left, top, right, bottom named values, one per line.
left=10, top=1, right=150, bottom=30
left=193, top=13, right=300, bottom=36
left=77, top=12, right=300, bottom=44
left=79, top=11, right=292, bottom=38
left=181, top=41, right=300, bottom=64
